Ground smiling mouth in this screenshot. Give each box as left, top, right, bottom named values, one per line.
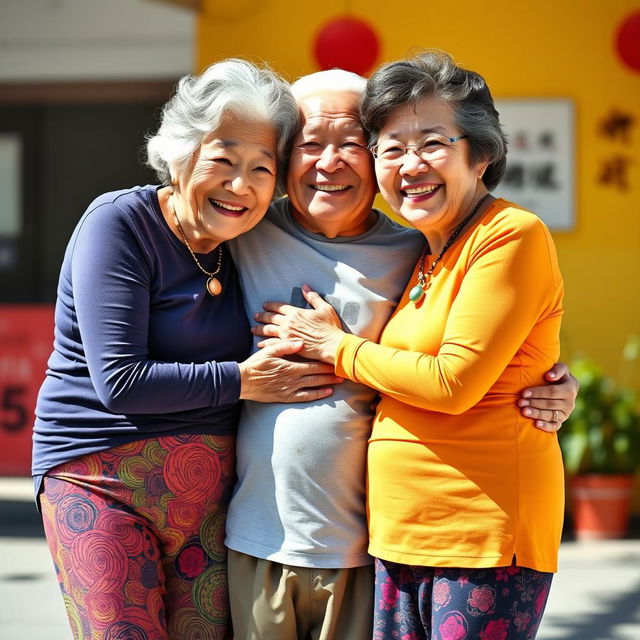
left=402, top=184, right=441, bottom=197
left=311, top=184, right=351, bottom=193
left=209, top=198, right=248, bottom=215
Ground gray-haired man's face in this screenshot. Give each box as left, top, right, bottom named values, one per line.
left=286, top=90, right=377, bottom=238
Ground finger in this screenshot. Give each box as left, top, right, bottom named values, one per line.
left=523, top=398, right=574, bottom=420
left=255, top=337, right=281, bottom=349
left=299, top=374, right=344, bottom=388
left=544, top=362, right=569, bottom=381
left=521, top=406, right=566, bottom=422
left=262, top=301, right=295, bottom=314
left=263, top=339, right=303, bottom=358
left=518, top=398, right=567, bottom=410
left=292, top=362, right=336, bottom=375
left=520, top=385, right=568, bottom=400
left=254, top=311, right=282, bottom=325
left=534, top=420, right=562, bottom=433
left=252, top=324, right=278, bottom=338
left=301, top=285, right=331, bottom=311
left=288, top=386, right=335, bottom=403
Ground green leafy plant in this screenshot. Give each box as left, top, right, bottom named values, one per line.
left=559, top=335, right=640, bottom=475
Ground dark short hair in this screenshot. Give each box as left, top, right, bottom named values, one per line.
left=360, top=50, right=507, bottom=191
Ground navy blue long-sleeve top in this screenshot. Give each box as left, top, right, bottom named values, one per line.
left=33, top=185, right=251, bottom=485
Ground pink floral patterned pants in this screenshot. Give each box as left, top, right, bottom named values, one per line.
left=40, top=434, right=235, bottom=640
left=374, top=558, right=553, bottom=640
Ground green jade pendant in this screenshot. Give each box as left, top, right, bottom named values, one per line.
left=409, top=284, right=425, bottom=302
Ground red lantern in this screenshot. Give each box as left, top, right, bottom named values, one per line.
left=314, top=16, right=380, bottom=76
left=616, top=11, right=640, bottom=73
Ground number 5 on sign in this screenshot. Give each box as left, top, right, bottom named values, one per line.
left=0, top=306, right=54, bottom=476
left=1, top=386, right=28, bottom=433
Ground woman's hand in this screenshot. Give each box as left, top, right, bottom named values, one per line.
left=518, top=362, right=579, bottom=432
left=238, top=339, right=343, bottom=403
left=253, top=285, right=346, bottom=364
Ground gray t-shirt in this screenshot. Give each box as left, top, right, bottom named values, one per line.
left=226, top=197, right=422, bottom=568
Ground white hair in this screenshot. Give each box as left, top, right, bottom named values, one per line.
left=291, top=69, right=367, bottom=102
left=146, top=59, right=299, bottom=184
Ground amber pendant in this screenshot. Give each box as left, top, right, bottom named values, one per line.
left=206, top=277, right=222, bottom=296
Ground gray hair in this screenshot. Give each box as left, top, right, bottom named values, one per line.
left=291, top=69, right=367, bottom=102
left=146, top=58, right=299, bottom=188
left=360, top=50, right=507, bottom=191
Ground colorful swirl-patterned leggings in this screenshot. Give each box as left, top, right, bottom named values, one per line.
left=374, top=558, right=554, bottom=640
left=40, top=434, right=235, bottom=640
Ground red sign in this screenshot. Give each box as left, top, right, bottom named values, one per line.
left=0, top=305, right=54, bottom=476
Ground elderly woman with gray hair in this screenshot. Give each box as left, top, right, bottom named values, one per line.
left=255, top=50, right=565, bottom=640
left=33, top=59, right=340, bottom=639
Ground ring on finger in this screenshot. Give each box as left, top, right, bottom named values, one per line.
left=552, top=409, right=559, bottom=423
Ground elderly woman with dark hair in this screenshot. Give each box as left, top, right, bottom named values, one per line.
left=33, top=59, right=341, bottom=639
left=255, top=50, right=565, bottom=639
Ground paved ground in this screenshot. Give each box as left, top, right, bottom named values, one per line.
left=1, top=477, right=639, bottom=639
left=541, top=540, right=640, bottom=639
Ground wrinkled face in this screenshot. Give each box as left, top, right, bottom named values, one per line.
left=173, top=111, right=277, bottom=251
left=374, top=95, right=488, bottom=237
left=286, top=90, right=377, bottom=238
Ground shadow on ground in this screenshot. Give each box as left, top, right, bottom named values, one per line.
left=544, top=578, right=640, bottom=640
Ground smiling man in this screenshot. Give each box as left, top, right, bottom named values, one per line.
left=225, top=71, right=575, bottom=640
left=226, top=72, right=421, bottom=640
left=284, top=89, right=379, bottom=239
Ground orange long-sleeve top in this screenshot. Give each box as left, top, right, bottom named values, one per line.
left=334, top=199, right=565, bottom=572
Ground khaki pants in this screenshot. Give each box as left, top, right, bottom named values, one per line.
left=228, top=549, right=374, bottom=640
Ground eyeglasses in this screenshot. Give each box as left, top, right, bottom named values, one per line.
left=369, top=134, right=468, bottom=166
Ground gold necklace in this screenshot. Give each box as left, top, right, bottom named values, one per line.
left=171, top=194, right=223, bottom=296
left=409, top=193, right=491, bottom=304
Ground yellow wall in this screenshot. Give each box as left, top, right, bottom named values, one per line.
left=197, top=0, right=640, bottom=386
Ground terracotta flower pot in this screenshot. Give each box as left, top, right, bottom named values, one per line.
left=570, top=474, right=635, bottom=540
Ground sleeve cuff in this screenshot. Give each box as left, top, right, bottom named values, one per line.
left=335, top=334, right=369, bottom=382
left=213, top=361, right=242, bottom=406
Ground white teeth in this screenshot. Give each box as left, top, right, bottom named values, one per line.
left=404, top=185, right=439, bottom=196
left=211, top=199, right=245, bottom=211
left=313, top=184, right=349, bottom=192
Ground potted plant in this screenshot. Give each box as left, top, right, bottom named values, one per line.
left=559, top=336, right=640, bottom=540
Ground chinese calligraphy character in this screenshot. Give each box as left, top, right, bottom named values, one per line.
left=598, top=155, right=632, bottom=191
left=599, top=109, right=634, bottom=144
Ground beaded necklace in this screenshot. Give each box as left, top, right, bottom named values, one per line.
left=409, top=193, right=491, bottom=303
